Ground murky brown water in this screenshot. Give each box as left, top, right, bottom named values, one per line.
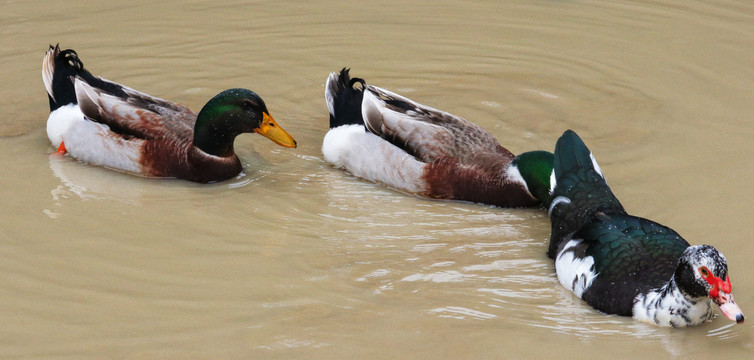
left=2, top=0, right=753, bottom=358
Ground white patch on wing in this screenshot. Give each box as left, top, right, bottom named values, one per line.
left=589, top=152, right=604, bottom=178
left=555, top=239, right=596, bottom=298
left=322, top=124, right=427, bottom=194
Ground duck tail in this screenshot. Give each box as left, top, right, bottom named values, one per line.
left=547, top=130, right=625, bottom=258
left=42, top=44, right=128, bottom=113
left=42, top=44, right=92, bottom=111
left=325, top=68, right=366, bottom=129
left=553, top=130, right=601, bottom=178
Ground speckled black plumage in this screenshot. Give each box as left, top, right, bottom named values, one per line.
left=549, top=130, right=693, bottom=316
left=577, top=214, right=690, bottom=315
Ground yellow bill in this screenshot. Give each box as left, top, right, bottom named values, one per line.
left=255, top=112, right=297, bottom=148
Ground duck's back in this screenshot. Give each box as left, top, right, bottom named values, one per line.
left=576, top=213, right=690, bottom=315
left=361, top=85, right=508, bottom=165
left=74, top=77, right=196, bottom=143
left=548, top=130, right=626, bottom=257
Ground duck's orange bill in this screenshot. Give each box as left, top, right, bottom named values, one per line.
left=255, top=112, right=297, bottom=148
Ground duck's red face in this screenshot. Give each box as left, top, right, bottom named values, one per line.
left=699, top=266, right=744, bottom=324
left=699, top=266, right=731, bottom=298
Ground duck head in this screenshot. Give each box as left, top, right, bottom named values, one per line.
left=510, top=150, right=554, bottom=207
left=675, top=245, right=744, bottom=324
left=194, top=88, right=297, bottom=157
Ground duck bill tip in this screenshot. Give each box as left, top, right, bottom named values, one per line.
left=714, top=293, right=745, bottom=324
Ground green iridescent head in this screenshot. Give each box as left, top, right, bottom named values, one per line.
left=511, top=150, right=554, bottom=207
left=193, top=88, right=296, bottom=157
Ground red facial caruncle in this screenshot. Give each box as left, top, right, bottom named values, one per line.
left=699, top=266, right=732, bottom=298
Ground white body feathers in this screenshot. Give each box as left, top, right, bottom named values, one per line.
left=322, top=124, right=426, bottom=193
left=554, top=239, right=597, bottom=298
left=46, top=102, right=143, bottom=174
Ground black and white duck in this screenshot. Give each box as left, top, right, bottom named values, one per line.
left=547, top=130, right=744, bottom=327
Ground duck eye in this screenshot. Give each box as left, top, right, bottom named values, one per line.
left=241, top=100, right=258, bottom=110
left=699, top=267, right=710, bottom=278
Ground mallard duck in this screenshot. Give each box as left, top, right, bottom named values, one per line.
left=323, top=68, right=553, bottom=207
left=548, top=130, right=744, bottom=327
left=42, top=44, right=297, bottom=183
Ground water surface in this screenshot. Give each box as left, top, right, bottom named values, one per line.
left=1, top=0, right=753, bottom=358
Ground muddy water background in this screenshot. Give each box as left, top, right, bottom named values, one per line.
left=2, top=0, right=753, bottom=358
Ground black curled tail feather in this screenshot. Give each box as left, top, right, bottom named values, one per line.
left=43, top=44, right=127, bottom=112
left=43, top=44, right=92, bottom=111
left=325, top=68, right=366, bottom=129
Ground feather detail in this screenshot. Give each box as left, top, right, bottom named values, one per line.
left=361, top=85, right=508, bottom=163
left=74, top=77, right=194, bottom=141
left=42, top=45, right=57, bottom=103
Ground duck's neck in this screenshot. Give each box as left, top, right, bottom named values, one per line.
left=508, top=151, right=554, bottom=206
left=193, top=110, right=240, bottom=158
left=632, top=277, right=713, bottom=327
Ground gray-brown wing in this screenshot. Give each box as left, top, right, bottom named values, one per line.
left=74, top=76, right=195, bottom=141
left=361, top=85, right=505, bottom=163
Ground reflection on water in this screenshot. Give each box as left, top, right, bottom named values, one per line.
left=47, top=153, right=147, bottom=202
left=46, top=152, right=268, bottom=201
left=1, top=0, right=753, bottom=359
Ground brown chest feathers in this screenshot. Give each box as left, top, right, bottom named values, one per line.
left=421, top=153, right=538, bottom=208
left=140, top=139, right=242, bottom=183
